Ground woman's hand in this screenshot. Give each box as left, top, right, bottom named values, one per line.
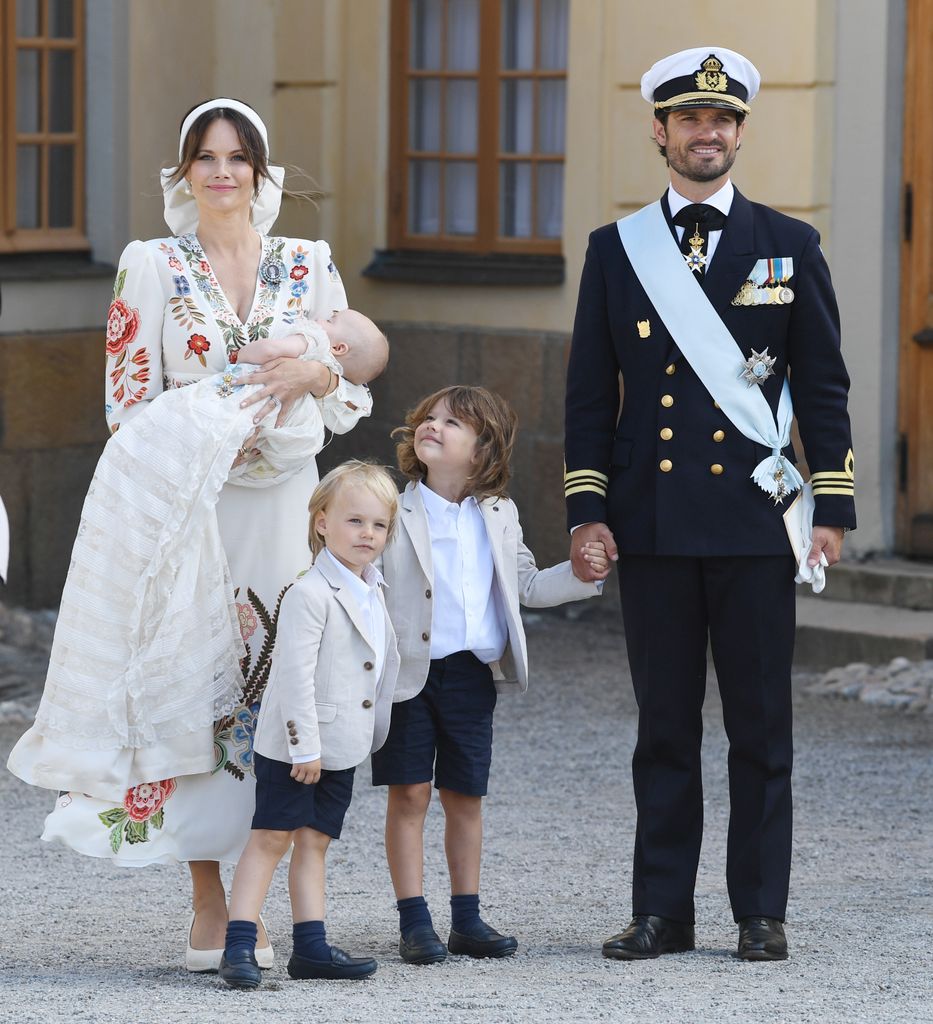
left=240, top=357, right=336, bottom=428
left=230, top=426, right=261, bottom=469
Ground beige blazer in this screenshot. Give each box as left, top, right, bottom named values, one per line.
left=253, top=555, right=400, bottom=770
left=382, top=481, right=600, bottom=702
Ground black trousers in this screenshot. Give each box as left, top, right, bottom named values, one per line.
left=618, top=554, right=796, bottom=924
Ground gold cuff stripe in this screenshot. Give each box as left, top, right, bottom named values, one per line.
left=564, top=468, right=609, bottom=484
left=811, top=485, right=855, bottom=496
left=563, top=476, right=609, bottom=491
left=565, top=483, right=607, bottom=498
left=811, top=471, right=855, bottom=482
left=654, top=92, right=751, bottom=114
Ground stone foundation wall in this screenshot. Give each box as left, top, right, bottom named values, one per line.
left=0, top=330, right=109, bottom=608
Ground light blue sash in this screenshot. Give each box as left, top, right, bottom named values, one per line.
left=616, top=201, right=802, bottom=501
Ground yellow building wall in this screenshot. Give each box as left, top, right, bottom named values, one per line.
left=127, top=0, right=838, bottom=331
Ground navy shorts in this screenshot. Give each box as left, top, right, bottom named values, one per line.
left=251, top=753, right=355, bottom=839
left=371, top=651, right=497, bottom=796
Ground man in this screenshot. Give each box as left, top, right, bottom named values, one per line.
left=564, top=47, right=855, bottom=962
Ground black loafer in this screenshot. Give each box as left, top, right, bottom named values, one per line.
left=737, top=917, right=788, bottom=961
left=447, top=920, right=518, bottom=959
left=219, top=948, right=262, bottom=989
left=287, top=945, right=378, bottom=980
left=399, top=925, right=447, bottom=965
left=602, top=915, right=695, bottom=960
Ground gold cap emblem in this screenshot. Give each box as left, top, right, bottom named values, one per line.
left=696, top=54, right=728, bottom=93
left=637, top=319, right=651, bottom=338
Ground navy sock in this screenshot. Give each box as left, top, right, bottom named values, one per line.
left=397, top=896, right=433, bottom=939
left=293, top=920, right=331, bottom=961
left=224, top=919, right=258, bottom=957
left=450, top=893, right=482, bottom=934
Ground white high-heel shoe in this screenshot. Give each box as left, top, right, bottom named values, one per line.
left=185, top=914, right=274, bottom=972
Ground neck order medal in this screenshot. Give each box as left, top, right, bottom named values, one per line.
left=683, top=228, right=707, bottom=274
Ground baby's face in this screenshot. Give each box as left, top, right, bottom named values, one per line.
left=315, top=309, right=352, bottom=350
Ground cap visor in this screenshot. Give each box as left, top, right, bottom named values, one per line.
left=655, top=93, right=750, bottom=114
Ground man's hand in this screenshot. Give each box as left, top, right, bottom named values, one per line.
left=808, top=525, right=845, bottom=568
left=570, top=522, right=618, bottom=582
left=290, top=759, right=322, bottom=785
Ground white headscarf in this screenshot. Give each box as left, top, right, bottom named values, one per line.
left=160, top=98, right=284, bottom=236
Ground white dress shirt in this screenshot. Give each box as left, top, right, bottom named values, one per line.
left=292, top=547, right=387, bottom=764
left=418, top=481, right=508, bottom=664
left=667, top=178, right=734, bottom=266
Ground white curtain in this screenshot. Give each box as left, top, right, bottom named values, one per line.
left=407, top=0, right=567, bottom=240
left=500, top=0, right=568, bottom=239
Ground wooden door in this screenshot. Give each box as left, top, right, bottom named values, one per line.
left=897, top=0, right=933, bottom=554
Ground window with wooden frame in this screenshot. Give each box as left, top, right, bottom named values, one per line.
left=381, top=0, right=568, bottom=280
left=1, top=0, right=86, bottom=253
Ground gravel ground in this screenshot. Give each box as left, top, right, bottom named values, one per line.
left=2, top=605, right=932, bottom=1024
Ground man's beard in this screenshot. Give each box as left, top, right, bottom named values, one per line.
left=668, top=146, right=737, bottom=182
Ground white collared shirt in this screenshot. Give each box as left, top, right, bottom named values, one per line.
left=418, top=481, right=507, bottom=664
left=292, top=548, right=387, bottom=764
left=667, top=178, right=734, bottom=265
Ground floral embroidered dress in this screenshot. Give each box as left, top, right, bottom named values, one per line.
left=34, top=234, right=370, bottom=863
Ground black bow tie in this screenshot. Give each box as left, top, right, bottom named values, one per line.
left=672, top=203, right=728, bottom=231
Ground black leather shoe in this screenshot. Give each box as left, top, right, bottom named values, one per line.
left=399, top=925, right=447, bottom=965
left=447, top=920, right=518, bottom=959
left=602, top=915, right=695, bottom=960
left=737, top=917, right=788, bottom=961
left=219, top=948, right=262, bottom=989
left=287, top=945, right=378, bottom=980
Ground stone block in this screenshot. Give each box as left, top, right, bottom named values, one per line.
left=379, top=323, right=462, bottom=420
left=0, top=332, right=109, bottom=452
left=476, top=331, right=545, bottom=432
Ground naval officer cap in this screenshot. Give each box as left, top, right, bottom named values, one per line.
left=641, top=47, right=760, bottom=115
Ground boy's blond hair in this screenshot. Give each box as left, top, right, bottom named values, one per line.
left=393, top=385, right=518, bottom=501
left=307, top=460, right=399, bottom=558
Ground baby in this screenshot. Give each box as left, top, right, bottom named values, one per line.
left=234, top=308, right=388, bottom=385
left=228, top=309, right=389, bottom=484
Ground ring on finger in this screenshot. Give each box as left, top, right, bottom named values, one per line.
left=269, top=395, right=281, bottom=408
left=236, top=446, right=249, bottom=458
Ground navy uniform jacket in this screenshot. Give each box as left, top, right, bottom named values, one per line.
left=564, top=188, right=856, bottom=557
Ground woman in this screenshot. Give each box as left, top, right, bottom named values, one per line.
left=9, top=99, right=372, bottom=969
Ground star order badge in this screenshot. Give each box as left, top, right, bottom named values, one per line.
left=739, top=348, right=777, bottom=387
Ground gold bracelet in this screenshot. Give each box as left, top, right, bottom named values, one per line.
left=311, top=366, right=334, bottom=400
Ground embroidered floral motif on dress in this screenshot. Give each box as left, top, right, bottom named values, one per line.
left=97, top=778, right=176, bottom=852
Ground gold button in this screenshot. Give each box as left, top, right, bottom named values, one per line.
left=710, top=463, right=724, bottom=475
left=364, top=661, right=374, bottom=670
left=665, top=363, right=676, bottom=375
left=713, top=430, right=725, bottom=442
left=288, top=727, right=297, bottom=736
left=661, top=394, right=674, bottom=408
left=713, top=400, right=720, bottom=409
left=289, top=737, right=299, bottom=745
left=286, top=720, right=296, bottom=728
left=660, top=427, right=673, bottom=441
left=659, top=459, right=673, bottom=473
left=362, top=699, right=373, bottom=709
